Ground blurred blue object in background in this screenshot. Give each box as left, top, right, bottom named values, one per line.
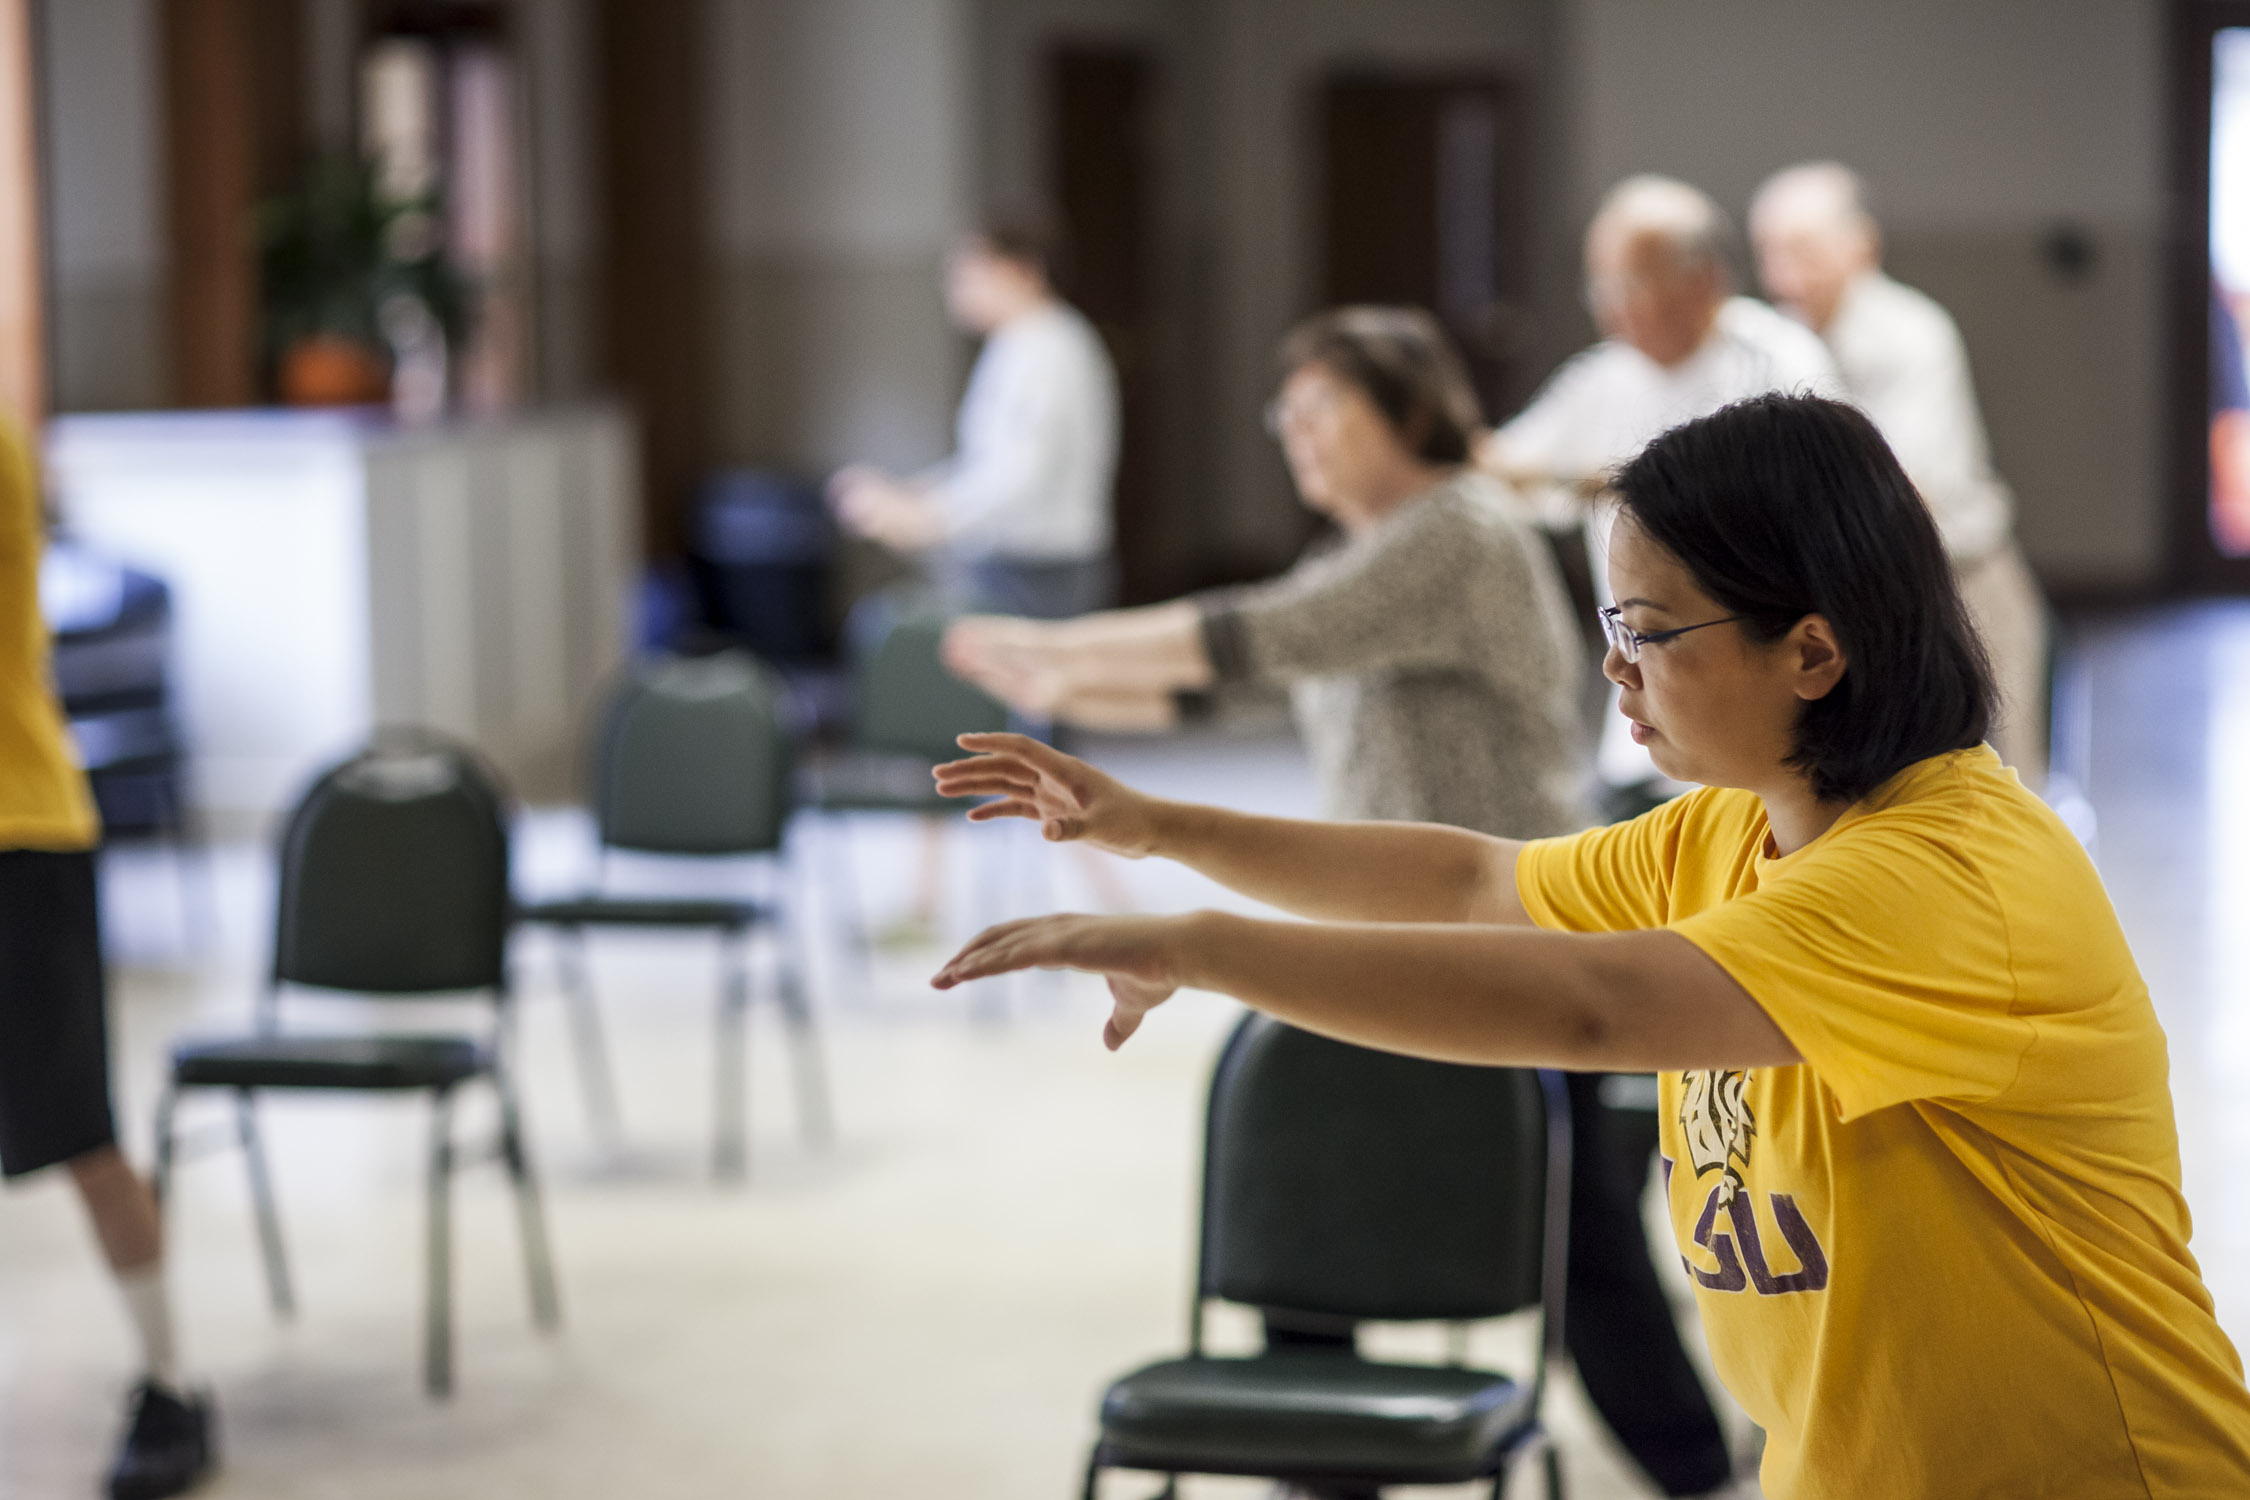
left=692, top=470, right=834, bottom=665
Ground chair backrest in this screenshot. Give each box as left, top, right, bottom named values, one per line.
left=591, top=650, right=796, bottom=855
left=1197, top=1014, right=1556, bottom=1326
left=272, top=737, right=512, bottom=995
left=846, top=587, right=1009, bottom=763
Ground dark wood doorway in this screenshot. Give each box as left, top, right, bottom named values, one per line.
left=2170, top=0, right=2250, bottom=591
left=1049, top=43, right=1165, bottom=603
left=1318, top=71, right=1533, bottom=422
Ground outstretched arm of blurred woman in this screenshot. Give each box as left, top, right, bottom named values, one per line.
left=942, top=602, right=1211, bottom=724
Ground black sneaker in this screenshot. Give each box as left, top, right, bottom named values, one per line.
left=106, top=1381, right=215, bottom=1500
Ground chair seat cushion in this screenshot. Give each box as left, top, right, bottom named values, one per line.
left=519, top=895, right=769, bottom=929
left=1097, top=1353, right=1532, bottom=1483
left=797, top=755, right=954, bottom=814
left=171, top=1034, right=492, bottom=1091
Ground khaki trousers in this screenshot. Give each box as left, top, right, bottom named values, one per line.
left=1957, top=540, right=2048, bottom=788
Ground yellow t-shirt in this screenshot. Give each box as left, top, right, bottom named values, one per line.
left=0, top=413, right=98, bottom=851
left=1517, top=747, right=2250, bottom=1499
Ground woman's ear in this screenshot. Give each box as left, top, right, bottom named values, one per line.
left=1791, top=614, right=1849, bottom=701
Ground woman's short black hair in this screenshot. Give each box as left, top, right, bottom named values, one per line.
left=1609, top=392, right=1996, bottom=804
left=1276, top=306, right=1484, bottom=464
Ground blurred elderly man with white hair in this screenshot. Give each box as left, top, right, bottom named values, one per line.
left=1483, top=174, right=1842, bottom=795
left=1751, top=160, right=2048, bottom=784
left=1468, top=182, right=1798, bottom=1500
left=1486, top=174, right=1840, bottom=496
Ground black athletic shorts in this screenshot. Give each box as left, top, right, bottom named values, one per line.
left=0, top=849, right=116, bottom=1178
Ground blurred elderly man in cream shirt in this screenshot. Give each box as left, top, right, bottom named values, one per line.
left=1752, top=162, right=2048, bottom=785
left=1482, top=174, right=1842, bottom=794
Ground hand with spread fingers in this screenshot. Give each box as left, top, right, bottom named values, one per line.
left=931, top=732, right=1163, bottom=857
left=931, top=912, right=1186, bottom=1049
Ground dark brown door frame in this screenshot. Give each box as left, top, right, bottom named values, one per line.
left=2170, top=0, right=2250, bottom=591
left=595, top=0, right=708, bottom=561
left=1049, top=41, right=1165, bottom=603
left=1316, top=68, right=1533, bottom=423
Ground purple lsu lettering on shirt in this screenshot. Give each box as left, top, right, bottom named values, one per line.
left=1660, top=1154, right=1831, bottom=1296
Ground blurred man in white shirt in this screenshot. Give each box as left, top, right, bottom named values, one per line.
left=831, top=223, right=1120, bottom=619
left=1483, top=174, right=1842, bottom=794
left=1752, top=161, right=2048, bottom=785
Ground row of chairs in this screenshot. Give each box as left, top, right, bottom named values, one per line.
left=148, top=591, right=1018, bottom=1399
left=140, top=606, right=1574, bottom=1498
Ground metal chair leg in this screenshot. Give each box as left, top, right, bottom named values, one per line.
left=425, top=1088, right=456, bottom=1398
left=555, top=926, right=624, bottom=1143
left=1079, top=1449, right=1100, bottom=1500
left=968, top=822, right=1014, bottom=1024
left=496, top=1069, right=562, bottom=1331
left=816, top=812, right=876, bottom=1008
left=1544, top=1434, right=1565, bottom=1500
left=775, top=930, right=834, bottom=1151
left=150, top=1085, right=179, bottom=1210
left=712, top=929, right=752, bottom=1180
left=235, top=1090, right=295, bottom=1318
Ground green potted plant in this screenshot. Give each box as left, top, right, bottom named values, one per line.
left=257, top=153, right=470, bottom=408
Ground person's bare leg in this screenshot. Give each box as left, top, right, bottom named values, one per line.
left=873, top=816, right=950, bottom=949
left=74, top=1143, right=213, bottom=1498
left=69, top=1144, right=161, bottom=1273
left=69, top=1145, right=180, bottom=1393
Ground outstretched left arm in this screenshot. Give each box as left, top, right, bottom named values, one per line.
left=932, top=910, right=1802, bottom=1071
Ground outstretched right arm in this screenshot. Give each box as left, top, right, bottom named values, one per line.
left=934, top=734, right=1531, bottom=927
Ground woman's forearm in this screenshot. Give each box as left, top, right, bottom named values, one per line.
left=1044, top=600, right=1213, bottom=692
left=1145, top=802, right=1527, bottom=925
left=1174, top=911, right=1798, bottom=1072
left=1048, top=685, right=1181, bottom=733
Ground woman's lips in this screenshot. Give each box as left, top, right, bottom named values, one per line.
left=1628, top=718, right=1655, bottom=745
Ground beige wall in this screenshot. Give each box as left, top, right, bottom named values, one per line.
left=1562, top=0, right=2168, bottom=591
left=704, top=0, right=974, bottom=476
left=39, top=0, right=167, bottom=412
left=33, top=0, right=2182, bottom=593
left=1199, top=0, right=1560, bottom=573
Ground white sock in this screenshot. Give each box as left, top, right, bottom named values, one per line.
left=115, top=1265, right=182, bottom=1391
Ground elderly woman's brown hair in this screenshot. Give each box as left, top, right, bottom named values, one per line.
left=1275, top=305, right=1486, bottom=465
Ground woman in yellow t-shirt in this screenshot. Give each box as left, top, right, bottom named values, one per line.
left=928, top=392, right=2250, bottom=1497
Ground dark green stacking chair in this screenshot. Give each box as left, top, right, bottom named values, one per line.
left=800, top=585, right=1022, bottom=997
left=816, top=584, right=1014, bottom=806
left=152, top=738, right=560, bottom=1398
left=1084, top=1015, right=1572, bottom=1499
left=520, top=649, right=831, bottom=1178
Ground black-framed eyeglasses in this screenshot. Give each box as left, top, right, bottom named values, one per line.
left=1598, top=605, right=1745, bottom=663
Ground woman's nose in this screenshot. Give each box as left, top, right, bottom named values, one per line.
left=1601, top=642, right=1637, bottom=688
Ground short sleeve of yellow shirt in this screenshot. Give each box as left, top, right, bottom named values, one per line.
left=1518, top=748, right=2250, bottom=1499
left=0, top=412, right=98, bottom=851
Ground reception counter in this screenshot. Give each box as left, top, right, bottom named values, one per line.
left=47, top=404, right=638, bottom=822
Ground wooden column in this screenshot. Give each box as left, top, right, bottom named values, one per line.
left=594, top=0, right=708, bottom=560
left=0, top=0, right=44, bottom=429
left=159, top=0, right=304, bottom=407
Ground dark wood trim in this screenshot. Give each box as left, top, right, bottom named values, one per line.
left=2168, top=1, right=2250, bottom=590
left=594, top=0, right=708, bottom=561
left=0, top=0, right=44, bottom=428
left=158, top=0, right=304, bottom=408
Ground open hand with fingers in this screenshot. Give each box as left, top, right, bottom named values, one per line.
left=931, top=912, right=1191, bottom=1049
left=941, top=619, right=1082, bottom=719
left=932, top=732, right=1165, bottom=857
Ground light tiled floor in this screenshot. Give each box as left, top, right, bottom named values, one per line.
left=5, top=601, right=2248, bottom=1500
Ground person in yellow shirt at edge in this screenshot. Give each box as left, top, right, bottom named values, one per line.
left=928, top=392, right=2250, bottom=1497
left=0, top=413, right=214, bottom=1499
